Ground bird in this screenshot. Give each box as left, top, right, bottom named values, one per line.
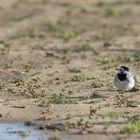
left=114, top=66, right=135, bottom=91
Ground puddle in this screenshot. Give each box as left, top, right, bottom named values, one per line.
left=0, top=123, right=48, bottom=140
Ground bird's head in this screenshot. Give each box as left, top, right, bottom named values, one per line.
left=116, top=66, right=129, bottom=74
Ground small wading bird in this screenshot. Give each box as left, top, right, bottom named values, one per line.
left=114, top=66, right=135, bottom=91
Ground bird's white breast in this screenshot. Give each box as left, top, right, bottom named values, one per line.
left=114, top=73, right=135, bottom=91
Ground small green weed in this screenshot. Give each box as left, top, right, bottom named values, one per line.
left=91, top=77, right=104, bottom=88
left=105, top=8, right=119, bottom=17
left=48, top=134, right=61, bottom=140
left=39, top=94, right=89, bottom=105
left=115, top=93, right=136, bottom=107
left=11, top=28, right=36, bottom=38
left=74, top=44, right=99, bottom=55
left=18, top=131, right=29, bottom=138
left=7, top=77, right=45, bottom=98
left=45, top=22, right=61, bottom=32
left=38, top=96, right=49, bottom=107
left=116, top=55, right=133, bottom=63
left=123, top=117, right=140, bottom=133
left=0, top=43, right=10, bottom=55
left=61, top=56, right=70, bottom=64
left=97, top=58, right=110, bottom=65
left=133, top=52, right=140, bottom=62
left=104, top=112, right=118, bottom=119
left=79, top=6, right=91, bottom=13
left=68, top=68, right=81, bottom=73
left=58, top=31, right=77, bottom=41
left=71, top=74, right=100, bottom=82
left=49, top=94, right=78, bottom=104
left=71, top=74, right=87, bottom=82
left=132, top=77, right=140, bottom=91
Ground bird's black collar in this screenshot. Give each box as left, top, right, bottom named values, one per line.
left=118, top=73, right=127, bottom=81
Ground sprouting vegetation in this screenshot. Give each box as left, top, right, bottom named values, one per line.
left=5, top=77, right=46, bottom=98
left=123, top=116, right=140, bottom=133
left=91, top=78, right=104, bottom=88
left=39, top=93, right=78, bottom=105
left=44, top=21, right=77, bottom=41
left=70, top=74, right=103, bottom=84
left=18, top=131, right=29, bottom=138
left=73, top=44, right=99, bottom=55
left=48, top=135, right=61, bottom=140
left=115, top=93, right=137, bottom=107
left=104, top=112, right=119, bottom=119
left=105, top=8, right=119, bottom=17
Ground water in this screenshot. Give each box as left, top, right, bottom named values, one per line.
left=0, top=123, right=48, bottom=140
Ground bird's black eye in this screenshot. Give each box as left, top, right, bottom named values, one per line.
left=121, top=66, right=129, bottom=71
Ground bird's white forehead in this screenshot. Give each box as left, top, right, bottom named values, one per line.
left=119, top=67, right=129, bottom=74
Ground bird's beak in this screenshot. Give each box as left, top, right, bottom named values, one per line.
left=116, top=68, right=119, bottom=71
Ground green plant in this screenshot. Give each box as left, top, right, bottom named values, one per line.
left=104, top=112, right=118, bottom=119
left=91, top=77, right=104, bottom=88
left=71, top=74, right=99, bottom=82
left=0, top=39, right=6, bottom=44
left=97, top=58, right=110, bottom=65
left=18, top=131, right=29, bottom=138
left=116, top=55, right=132, bottom=63
left=132, top=77, right=140, bottom=91
left=10, top=27, right=36, bottom=38
left=0, top=43, right=10, bottom=55
left=58, top=31, right=77, bottom=40
left=123, top=117, right=140, bottom=133
left=23, top=64, right=33, bottom=72
left=7, top=77, right=45, bottom=98
left=61, top=56, right=70, bottom=64
left=115, top=93, right=136, bottom=107
left=46, top=93, right=78, bottom=104
left=105, top=8, right=119, bottom=17
left=45, top=22, right=61, bottom=32
left=133, top=52, right=140, bottom=62
left=0, top=79, right=6, bottom=90
left=48, top=134, right=61, bottom=140
left=38, top=96, right=49, bottom=107
left=26, top=28, right=36, bottom=38
left=71, top=74, right=86, bottom=82
left=79, top=6, right=91, bottom=13
left=68, top=68, right=81, bottom=73
left=74, top=44, right=99, bottom=55
left=64, top=122, right=76, bottom=129
left=61, top=48, right=70, bottom=54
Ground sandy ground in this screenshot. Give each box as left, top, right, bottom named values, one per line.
left=0, top=0, right=140, bottom=139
